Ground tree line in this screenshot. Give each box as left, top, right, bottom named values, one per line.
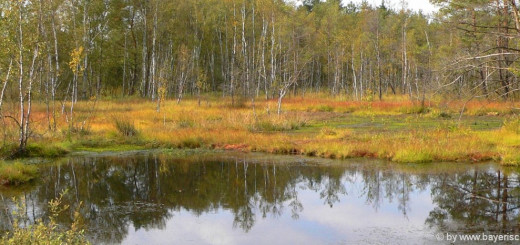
left=1, top=0, right=520, bottom=152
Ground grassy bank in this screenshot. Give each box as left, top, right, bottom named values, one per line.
left=1, top=95, right=519, bottom=165
left=0, top=161, right=38, bottom=186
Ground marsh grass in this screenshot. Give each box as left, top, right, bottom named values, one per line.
left=114, top=118, right=139, bottom=137
left=24, top=144, right=69, bottom=158
left=249, top=115, right=307, bottom=132
left=503, top=116, right=520, bottom=134
left=393, top=149, right=434, bottom=163
left=0, top=162, right=38, bottom=186
left=0, top=94, right=518, bottom=165
left=315, top=105, right=334, bottom=112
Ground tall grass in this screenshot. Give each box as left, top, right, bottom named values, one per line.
left=502, top=116, right=520, bottom=134
left=114, top=118, right=139, bottom=137
left=248, top=114, right=307, bottom=132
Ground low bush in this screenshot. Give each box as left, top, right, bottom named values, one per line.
left=0, top=191, right=90, bottom=244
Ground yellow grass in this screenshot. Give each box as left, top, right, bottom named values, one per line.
left=0, top=94, right=519, bottom=165
left=0, top=161, right=38, bottom=186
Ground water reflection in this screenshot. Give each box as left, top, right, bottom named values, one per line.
left=1, top=153, right=520, bottom=244
left=426, top=169, right=520, bottom=234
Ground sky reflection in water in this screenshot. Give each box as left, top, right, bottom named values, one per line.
left=1, top=152, right=519, bottom=244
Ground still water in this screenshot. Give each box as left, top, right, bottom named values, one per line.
left=1, top=151, right=520, bottom=244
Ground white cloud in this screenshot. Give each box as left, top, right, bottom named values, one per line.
left=299, top=188, right=438, bottom=244
left=357, top=0, right=439, bottom=14
left=288, top=0, right=439, bottom=15
left=121, top=208, right=323, bottom=245
left=121, top=185, right=439, bottom=245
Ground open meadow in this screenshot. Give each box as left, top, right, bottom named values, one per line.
left=2, top=95, right=519, bottom=168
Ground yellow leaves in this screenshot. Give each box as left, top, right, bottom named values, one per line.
left=69, top=46, right=84, bottom=74
left=196, top=69, right=207, bottom=90
left=362, top=88, right=374, bottom=102
left=157, top=85, right=167, bottom=103
left=507, top=66, right=520, bottom=77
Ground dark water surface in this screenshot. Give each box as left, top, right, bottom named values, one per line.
left=1, top=151, right=520, bottom=244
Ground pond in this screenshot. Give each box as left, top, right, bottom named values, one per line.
left=1, top=151, right=520, bottom=244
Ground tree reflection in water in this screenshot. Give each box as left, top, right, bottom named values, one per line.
left=0, top=153, right=520, bottom=243
left=426, top=169, right=520, bottom=234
